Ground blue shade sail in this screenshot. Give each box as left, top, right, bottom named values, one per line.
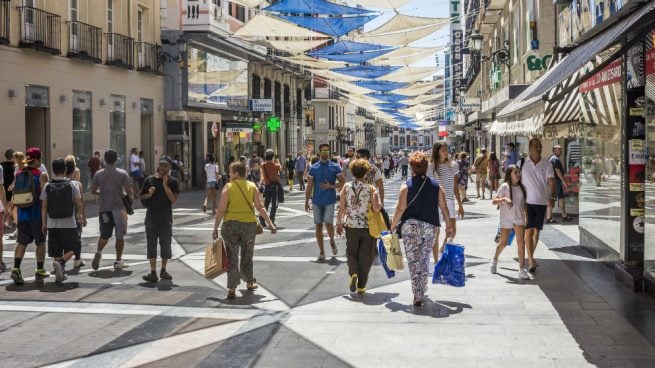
left=263, top=0, right=372, bottom=15
left=277, top=15, right=377, bottom=37
left=353, top=80, right=407, bottom=92
left=376, top=102, right=408, bottom=109
left=367, top=92, right=407, bottom=102
left=332, top=65, right=401, bottom=79
left=309, top=41, right=393, bottom=62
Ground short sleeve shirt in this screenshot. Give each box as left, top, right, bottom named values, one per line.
left=130, top=154, right=141, bottom=172
left=40, top=178, right=81, bottom=228
left=363, top=166, right=382, bottom=185
left=92, top=166, right=131, bottom=212
left=205, top=163, right=218, bottom=182
left=522, top=157, right=555, bottom=205
left=497, top=182, right=525, bottom=226
left=343, top=181, right=373, bottom=228
left=308, top=160, right=342, bottom=206
left=430, top=163, right=458, bottom=200
left=140, top=175, right=179, bottom=225
left=549, top=155, right=564, bottom=182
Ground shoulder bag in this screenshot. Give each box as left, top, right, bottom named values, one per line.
left=234, top=181, right=264, bottom=235
left=365, top=184, right=387, bottom=238
left=397, top=176, right=428, bottom=238
left=106, top=168, right=134, bottom=215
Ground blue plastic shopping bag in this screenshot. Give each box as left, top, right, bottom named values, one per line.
left=493, top=225, right=515, bottom=246
left=432, top=242, right=466, bottom=287
left=377, top=231, right=395, bottom=278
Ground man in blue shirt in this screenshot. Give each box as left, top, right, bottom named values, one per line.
left=306, top=144, right=345, bottom=262
left=294, top=151, right=307, bottom=191
left=506, top=142, right=519, bottom=166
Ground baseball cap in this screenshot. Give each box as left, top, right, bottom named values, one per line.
left=25, top=147, right=42, bottom=163
left=481, top=147, right=487, bottom=152
left=553, top=145, right=562, bottom=149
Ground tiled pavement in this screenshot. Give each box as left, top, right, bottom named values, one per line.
left=1, top=174, right=655, bottom=367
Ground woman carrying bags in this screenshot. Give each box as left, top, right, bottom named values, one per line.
left=490, top=165, right=529, bottom=280
left=336, top=159, right=382, bottom=294
left=391, top=152, right=453, bottom=306
left=212, top=161, right=277, bottom=300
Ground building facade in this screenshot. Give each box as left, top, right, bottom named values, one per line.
left=0, top=0, right=165, bottom=189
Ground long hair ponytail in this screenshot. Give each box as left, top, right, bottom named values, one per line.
left=504, top=165, right=526, bottom=207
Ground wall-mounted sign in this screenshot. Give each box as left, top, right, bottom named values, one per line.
left=646, top=48, right=655, bottom=75
left=579, top=59, right=622, bottom=93
left=251, top=99, right=273, bottom=112
left=450, top=0, right=462, bottom=106
left=266, top=116, right=281, bottom=132
left=531, top=40, right=540, bottom=50
left=526, top=55, right=552, bottom=71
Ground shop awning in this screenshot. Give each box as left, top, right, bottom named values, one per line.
left=496, top=2, right=655, bottom=122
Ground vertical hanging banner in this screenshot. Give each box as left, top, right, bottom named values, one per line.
left=450, top=0, right=462, bottom=108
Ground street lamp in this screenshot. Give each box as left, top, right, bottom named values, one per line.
left=470, top=30, right=510, bottom=67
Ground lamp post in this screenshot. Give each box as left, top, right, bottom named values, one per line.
left=470, top=30, right=511, bottom=85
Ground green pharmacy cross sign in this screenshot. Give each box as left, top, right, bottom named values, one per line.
left=266, top=116, right=281, bottom=132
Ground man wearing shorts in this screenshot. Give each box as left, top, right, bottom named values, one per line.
left=305, top=143, right=345, bottom=262
left=91, top=149, right=133, bottom=270
left=522, top=138, right=556, bottom=274
left=547, top=145, right=571, bottom=223
left=473, top=148, right=488, bottom=199
left=11, top=147, right=49, bottom=284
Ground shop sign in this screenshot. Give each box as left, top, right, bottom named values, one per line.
left=629, top=140, right=647, bottom=165
left=225, top=127, right=253, bottom=133
left=646, top=48, right=655, bottom=75
left=450, top=0, right=462, bottom=105
left=579, top=59, right=622, bottom=93
left=251, top=99, right=273, bottom=112
left=526, top=55, right=552, bottom=71
left=266, top=116, right=281, bottom=132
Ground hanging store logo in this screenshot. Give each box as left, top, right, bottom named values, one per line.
left=267, top=116, right=281, bottom=132
left=526, top=55, right=552, bottom=71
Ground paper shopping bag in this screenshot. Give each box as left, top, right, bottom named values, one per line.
left=381, top=232, right=404, bottom=271
left=204, top=239, right=228, bottom=279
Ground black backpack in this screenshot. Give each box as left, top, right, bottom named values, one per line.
left=46, top=179, right=74, bottom=219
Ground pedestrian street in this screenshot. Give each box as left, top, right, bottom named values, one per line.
left=1, top=175, right=655, bottom=368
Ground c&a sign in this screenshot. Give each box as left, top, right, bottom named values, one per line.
left=526, top=55, right=552, bottom=71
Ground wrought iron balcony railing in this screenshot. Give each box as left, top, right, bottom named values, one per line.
left=0, top=0, right=9, bottom=45
left=18, top=6, right=61, bottom=54
left=106, top=33, right=134, bottom=69
left=135, top=41, right=160, bottom=73
left=66, top=21, right=102, bottom=63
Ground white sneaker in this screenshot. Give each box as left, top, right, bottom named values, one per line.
left=489, top=260, right=498, bottom=274
left=518, top=269, right=530, bottom=280
left=52, top=261, right=65, bottom=283
left=113, top=260, right=129, bottom=269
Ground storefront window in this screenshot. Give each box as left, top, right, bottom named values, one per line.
left=109, top=95, right=127, bottom=170
left=73, top=91, right=92, bottom=190
left=579, top=81, right=623, bottom=254
left=187, top=45, right=248, bottom=109
left=223, top=126, right=253, bottom=172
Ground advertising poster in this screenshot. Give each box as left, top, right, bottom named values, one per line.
left=624, top=89, right=646, bottom=263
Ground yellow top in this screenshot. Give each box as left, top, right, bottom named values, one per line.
left=224, top=179, right=257, bottom=223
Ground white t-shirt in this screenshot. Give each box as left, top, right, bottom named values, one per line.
left=383, top=159, right=390, bottom=170
left=205, top=163, right=218, bottom=182
left=522, top=157, right=554, bottom=205
left=497, top=182, right=525, bottom=227
left=130, top=154, right=140, bottom=173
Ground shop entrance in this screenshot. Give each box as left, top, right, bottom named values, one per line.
left=191, top=121, right=204, bottom=188
left=25, top=107, right=49, bottom=160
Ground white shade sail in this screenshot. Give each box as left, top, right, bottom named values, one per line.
left=380, top=67, right=436, bottom=83
left=329, top=80, right=374, bottom=95
left=395, top=80, right=442, bottom=95
left=365, top=14, right=448, bottom=36
left=234, top=14, right=329, bottom=39
left=266, top=39, right=329, bottom=53
left=281, top=55, right=346, bottom=69
left=342, top=0, right=412, bottom=9
left=370, top=46, right=441, bottom=66
left=402, top=93, right=442, bottom=105
left=352, top=24, right=443, bottom=46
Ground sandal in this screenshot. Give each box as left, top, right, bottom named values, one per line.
left=247, top=281, right=258, bottom=290
left=227, top=289, right=236, bottom=299
left=561, top=215, right=573, bottom=222
left=545, top=218, right=557, bottom=224
left=413, top=298, right=423, bottom=307
left=202, top=204, right=207, bottom=213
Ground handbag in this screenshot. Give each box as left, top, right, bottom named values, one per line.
left=433, top=240, right=466, bottom=287
left=494, top=225, right=515, bottom=245
left=381, top=231, right=404, bottom=271
left=106, top=168, right=134, bottom=215
left=204, top=238, right=229, bottom=279
left=365, top=185, right=387, bottom=238
left=234, top=181, right=264, bottom=235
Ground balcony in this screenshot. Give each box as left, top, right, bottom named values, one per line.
left=18, top=6, right=61, bottom=54
left=181, top=0, right=228, bottom=34
left=0, top=0, right=9, bottom=45
left=66, top=21, right=102, bottom=63
left=135, top=42, right=160, bottom=73
left=105, top=33, right=134, bottom=69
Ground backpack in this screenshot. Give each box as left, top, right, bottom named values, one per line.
left=45, top=179, right=74, bottom=219
left=13, top=169, right=37, bottom=208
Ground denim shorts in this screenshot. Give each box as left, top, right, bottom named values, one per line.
left=206, top=181, right=219, bottom=190
left=313, top=203, right=335, bottom=225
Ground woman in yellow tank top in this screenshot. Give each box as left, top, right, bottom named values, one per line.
left=212, top=161, right=276, bottom=300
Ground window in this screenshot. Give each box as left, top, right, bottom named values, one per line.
left=73, top=91, right=92, bottom=190
left=236, top=4, right=245, bottom=22
left=70, top=0, right=78, bottom=36
left=137, top=9, right=143, bottom=42
left=107, top=0, right=113, bottom=33
left=109, top=95, right=127, bottom=170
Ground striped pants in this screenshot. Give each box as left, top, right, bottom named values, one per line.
left=401, top=219, right=438, bottom=299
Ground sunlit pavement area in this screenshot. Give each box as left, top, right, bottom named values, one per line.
left=1, top=174, right=655, bottom=368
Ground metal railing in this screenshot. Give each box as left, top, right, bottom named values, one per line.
left=105, top=33, right=134, bottom=69
left=0, top=0, right=9, bottom=44
left=66, top=20, right=102, bottom=63
left=18, top=6, right=61, bottom=54
left=135, top=41, right=160, bottom=73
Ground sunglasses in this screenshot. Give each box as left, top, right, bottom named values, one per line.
left=320, top=150, right=330, bottom=153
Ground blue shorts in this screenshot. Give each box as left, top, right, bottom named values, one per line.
left=206, top=181, right=220, bottom=190
left=313, top=203, right=335, bottom=225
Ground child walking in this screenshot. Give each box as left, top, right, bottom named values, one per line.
left=490, top=165, right=529, bottom=280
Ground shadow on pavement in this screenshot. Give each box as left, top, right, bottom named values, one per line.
left=138, top=280, right=180, bottom=291
left=5, top=281, right=79, bottom=292
left=342, top=292, right=400, bottom=306
left=207, top=291, right=267, bottom=305
left=89, top=269, right=133, bottom=279
left=385, top=299, right=472, bottom=318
